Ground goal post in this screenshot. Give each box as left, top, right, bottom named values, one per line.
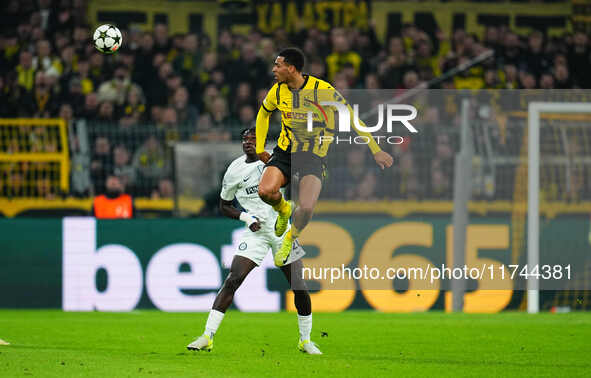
left=527, top=102, right=591, bottom=314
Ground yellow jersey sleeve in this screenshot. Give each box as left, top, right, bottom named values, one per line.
left=318, top=81, right=382, bottom=155
left=262, top=83, right=278, bottom=112
left=256, top=83, right=278, bottom=153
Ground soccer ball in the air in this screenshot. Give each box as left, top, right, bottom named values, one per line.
left=93, top=24, right=122, bottom=54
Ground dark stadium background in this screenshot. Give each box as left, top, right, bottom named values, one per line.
left=0, top=0, right=590, bottom=314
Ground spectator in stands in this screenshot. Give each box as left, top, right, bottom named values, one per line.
left=330, top=149, right=379, bottom=201
left=132, top=135, right=170, bottom=196
left=15, top=50, right=35, bottom=92
left=540, top=73, right=555, bottom=89
left=112, top=144, right=136, bottom=194
left=134, top=32, right=156, bottom=85
left=503, top=64, right=519, bottom=89
left=166, top=73, right=184, bottom=103
left=82, top=92, right=99, bottom=120
left=524, top=31, right=550, bottom=77
left=119, top=86, right=146, bottom=127
left=398, top=151, right=421, bottom=200
left=158, top=106, right=181, bottom=143
left=97, top=64, right=141, bottom=106
left=259, top=37, right=276, bottom=66
left=51, top=5, right=75, bottom=34
left=172, top=86, right=198, bottom=126
left=151, top=178, right=175, bottom=199
left=72, top=24, right=90, bottom=55
left=197, top=51, right=219, bottom=87
left=195, top=96, right=231, bottom=141
left=333, top=72, right=350, bottom=92
left=75, top=59, right=94, bottom=94
left=174, top=33, right=201, bottom=83
left=415, top=39, right=439, bottom=79
left=96, top=101, right=115, bottom=122
left=62, top=76, right=85, bottom=113
left=554, top=64, right=573, bottom=89
left=20, top=71, right=59, bottom=117
left=377, top=37, right=409, bottom=89
left=217, top=29, right=236, bottom=67
left=231, top=82, right=254, bottom=116
left=402, top=70, right=420, bottom=90
left=520, top=71, right=537, bottom=89
left=230, top=42, right=268, bottom=90
left=90, top=136, right=112, bottom=194
left=568, top=32, right=591, bottom=88
left=150, top=105, right=163, bottom=124
left=88, top=52, right=106, bottom=85
left=33, top=39, right=60, bottom=77
left=308, top=58, right=326, bottom=80
left=483, top=69, right=503, bottom=89
left=326, top=30, right=362, bottom=83
left=92, top=175, right=133, bottom=219
left=482, top=26, right=501, bottom=56
left=58, top=103, right=74, bottom=125
left=118, top=49, right=135, bottom=73
left=501, top=32, right=521, bottom=67
left=1, top=33, right=20, bottom=73
left=168, top=33, right=185, bottom=63
left=153, top=23, right=171, bottom=55
left=230, top=104, right=256, bottom=140
left=53, top=31, right=70, bottom=53
left=147, top=61, right=172, bottom=107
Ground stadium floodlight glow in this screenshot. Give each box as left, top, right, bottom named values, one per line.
left=527, top=102, right=591, bottom=314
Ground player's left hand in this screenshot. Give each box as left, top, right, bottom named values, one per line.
left=374, top=151, right=394, bottom=169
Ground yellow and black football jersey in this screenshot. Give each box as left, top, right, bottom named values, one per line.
left=256, top=74, right=380, bottom=158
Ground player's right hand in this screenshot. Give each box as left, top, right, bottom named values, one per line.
left=257, top=151, right=271, bottom=163
left=249, top=221, right=261, bottom=232
left=240, top=212, right=261, bottom=232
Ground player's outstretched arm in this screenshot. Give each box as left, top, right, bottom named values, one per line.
left=323, top=84, right=394, bottom=169
left=219, top=199, right=261, bottom=232
left=347, top=104, right=394, bottom=170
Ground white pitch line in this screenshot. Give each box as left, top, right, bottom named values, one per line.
left=0, top=339, right=10, bottom=345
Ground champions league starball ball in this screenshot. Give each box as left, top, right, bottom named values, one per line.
left=93, top=24, right=122, bottom=54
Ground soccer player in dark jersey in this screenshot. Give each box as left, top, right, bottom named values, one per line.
left=256, top=48, right=393, bottom=266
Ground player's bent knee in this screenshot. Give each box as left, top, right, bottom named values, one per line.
left=258, top=184, right=277, bottom=202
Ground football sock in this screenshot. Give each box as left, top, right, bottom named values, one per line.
left=273, top=196, right=290, bottom=216
left=204, top=309, right=225, bottom=339
left=297, top=314, right=312, bottom=342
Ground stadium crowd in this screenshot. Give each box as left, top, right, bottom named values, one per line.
left=0, top=0, right=589, bottom=201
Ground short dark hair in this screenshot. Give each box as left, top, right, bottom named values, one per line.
left=278, top=47, right=305, bottom=72
left=240, top=127, right=256, bottom=138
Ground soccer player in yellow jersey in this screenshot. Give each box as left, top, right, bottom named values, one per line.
left=256, top=48, right=393, bottom=266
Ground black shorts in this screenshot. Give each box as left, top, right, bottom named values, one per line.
left=266, top=146, right=326, bottom=183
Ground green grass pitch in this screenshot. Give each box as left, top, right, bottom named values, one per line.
left=0, top=310, right=590, bottom=377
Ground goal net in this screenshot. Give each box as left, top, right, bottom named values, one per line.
left=527, top=99, right=591, bottom=313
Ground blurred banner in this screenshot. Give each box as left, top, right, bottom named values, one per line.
left=88, top=0, right=573, bottom=43
left=0, top=217, right=589, bottom=312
